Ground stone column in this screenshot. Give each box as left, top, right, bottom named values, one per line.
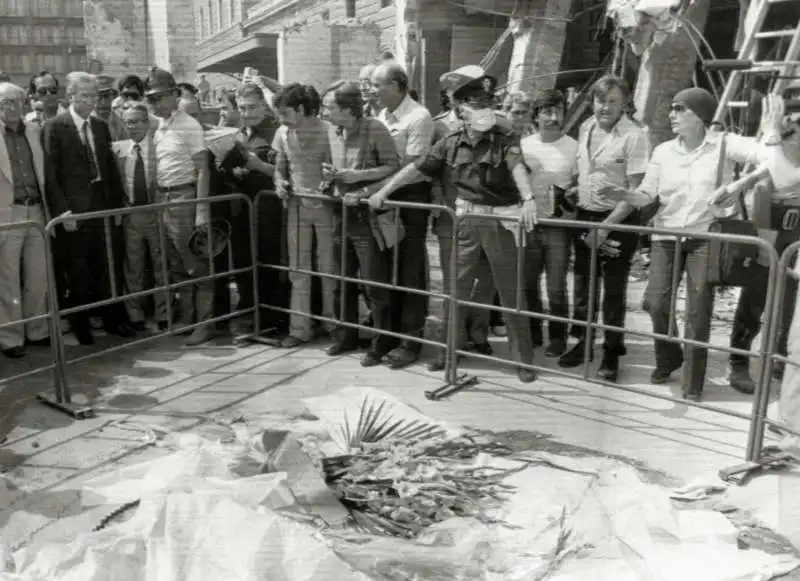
left=632, top=0, right=711, bottom=147
left=506, top=0, right=573, bottom=94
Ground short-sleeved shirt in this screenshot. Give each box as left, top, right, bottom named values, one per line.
left=576, top=114, right=649, bottom=211
left=154, top=109, right=206, bottom=188
left=273, top=118, right=333, bottom=206
left=415, top=126, right=525, bottom=207
left=328, top=117, right=400, bottom=196
left=521, top=133, right=578, bottom=218
left=636, top=131, right=765, bottom=239
left=378, top=94, right=434, bottom=160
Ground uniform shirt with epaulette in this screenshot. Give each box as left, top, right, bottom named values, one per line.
left=415, top=124, right=525, bottom=207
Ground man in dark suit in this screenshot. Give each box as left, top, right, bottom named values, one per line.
left=43, top=71, right=135, bottom=345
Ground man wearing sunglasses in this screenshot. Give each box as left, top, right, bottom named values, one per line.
left=26, top=70, right=64, bottom=123
left=145, top=67, right=214, bottom=346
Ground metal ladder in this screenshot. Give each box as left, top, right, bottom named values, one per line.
left=707, top=0, right=800, bottom=126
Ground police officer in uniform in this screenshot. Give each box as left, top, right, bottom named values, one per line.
left=368, top=66, right=538, bottom=383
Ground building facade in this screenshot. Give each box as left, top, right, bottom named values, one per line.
left=0, top=0, right=86, bottom=88
left=194, top=0, right=515, bottom=109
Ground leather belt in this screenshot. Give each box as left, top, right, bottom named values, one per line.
left=157, top=182, right=196, bottom=193
left=13, top=199, right=41, bottom=206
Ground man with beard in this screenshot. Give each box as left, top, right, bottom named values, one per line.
left=370, top=62, right=435, bottom=368
left=367, top=66, right=538, bottom=382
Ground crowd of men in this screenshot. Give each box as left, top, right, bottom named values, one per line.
left=0, top=59, right=799, bottom=403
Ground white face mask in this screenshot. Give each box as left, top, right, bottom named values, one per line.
left=462, top=105, right=495, bottom=132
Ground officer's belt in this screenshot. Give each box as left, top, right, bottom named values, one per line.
left=455, top=198, right=520, bottom=217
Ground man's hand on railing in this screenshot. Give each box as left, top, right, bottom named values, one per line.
left=61, top=210, right=77, bottom=232
left=275, top=178, right=291, bottom=200
left=195, top=205, right=209, bottom=228
left=520, top=199, right=538, bottom=232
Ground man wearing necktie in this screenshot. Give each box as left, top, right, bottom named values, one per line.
left=43, top=72, right=134, bottom=345
left=112, top=101, right=167, bottom=332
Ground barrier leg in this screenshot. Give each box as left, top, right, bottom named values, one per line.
left=425, top=212, right=479, bottom=400
left=35, top=226, right=94, bottom=419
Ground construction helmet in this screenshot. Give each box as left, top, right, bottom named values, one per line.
left=188, top=218, right=231, bottom=260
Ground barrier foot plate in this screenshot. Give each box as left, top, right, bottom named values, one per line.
left=36, top=393, right=95, bottom=420
left=236, top=333, right=282, bottom=347
left=425, top=374, right=479, bottom=401
left=719, top=446, right=797, bottom=486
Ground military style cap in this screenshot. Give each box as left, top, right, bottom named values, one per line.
left=144, top=67, right=178, bottom=97
left=96, top=74, right=118, bottom=95
left=439, top=65, right=496, bottom=100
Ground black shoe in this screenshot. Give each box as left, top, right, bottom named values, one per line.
left=472, top=342, right=493, bottom=356
left=730, top=362, right=755, bottom=395
left=104, top=323, right=136, bottom=338
left=651, top=360, right=683, bottom=385
left=544, top=339, right=566, bottom=358
left=597, top=351, right=620, bottom=382
left=26, top=337, right=51, bottom=348
left=361, top=351, right=383, bottom=367
left=74, top=325, right=95, bottom=346
left=158, top=321, right=169, bottom=331
left=518, top=366, right=537, bottom=383
left=131, top=321, right=147, bottom=332
left=327, top=341, right=359, bottom=356
left=2, top=346, right=26, bottom=358
left=683, top=392, right=702, bottom=402
left=558, top=341, right=592, bottom=368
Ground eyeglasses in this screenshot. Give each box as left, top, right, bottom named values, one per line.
left=669, top=103, right=687, bottom=113
left=35, top=87, right=58, bottom=96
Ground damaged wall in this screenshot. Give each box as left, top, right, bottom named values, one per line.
left=279, top=19, right=383, bottom=88
left=83, top=0, right=197, bottom=82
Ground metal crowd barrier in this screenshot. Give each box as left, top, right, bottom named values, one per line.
left=250, top=192, right=789, bottom=466
left=33, top=193, right=257, bottom=419
left=749, top=239, right=800, bottom=460
left=0, top=221, right=63, bottom=407
left=252, top=190, right=460, bottom=377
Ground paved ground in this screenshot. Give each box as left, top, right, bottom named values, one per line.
left=0, top=239, right=798, bottom=567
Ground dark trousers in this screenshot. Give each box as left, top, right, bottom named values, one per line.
left=334, top=213, right=394, bottom=355
left=571, top=208, right=637, bottom=354
left=644, top=239, right=714, bottom=396
left=730, top=203, right=800, bottom=362
left=231, top=195, right=288, bottom=331
left=525, top=226, right=571, bottom=342
left=445, top=216, right=534, bottom=365
left=60, top=219, right=117, bottom=330
left=388, top=203, right=430, bottom=353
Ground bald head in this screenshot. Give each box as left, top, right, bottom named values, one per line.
left=371, top=62, right=409, bottom=111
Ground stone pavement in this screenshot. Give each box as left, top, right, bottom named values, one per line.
left=0, top=238, right=796, bottom=561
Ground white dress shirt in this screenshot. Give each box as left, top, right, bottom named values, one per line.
left=70, top=105, right=101, bottom=180
left=377, top=94, right=434, bottom=185
left=125, top=138, right=153, bottom=204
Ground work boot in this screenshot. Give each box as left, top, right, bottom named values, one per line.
left=185, top=289, right=216, bottom=346
left=729, top=360, right=756, bottom=395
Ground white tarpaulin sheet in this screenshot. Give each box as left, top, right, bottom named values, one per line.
left=1, top=387, right=798, bottom=581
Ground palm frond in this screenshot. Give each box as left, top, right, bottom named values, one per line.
left=339, top=397, right=442, bottom=449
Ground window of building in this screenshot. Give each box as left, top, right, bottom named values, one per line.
left=208, top=0, right=215, bottom=34
left=321, top=9, right=330, bottom=21
left=198, top=8, right=205, bottom=38
left=230, top=0, right=235, bottom=25
left=345, top=0, right=355, bottom=18
left=218, top=0, right=224, bottom=28
left=381, top=0, right=391, bottom=7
